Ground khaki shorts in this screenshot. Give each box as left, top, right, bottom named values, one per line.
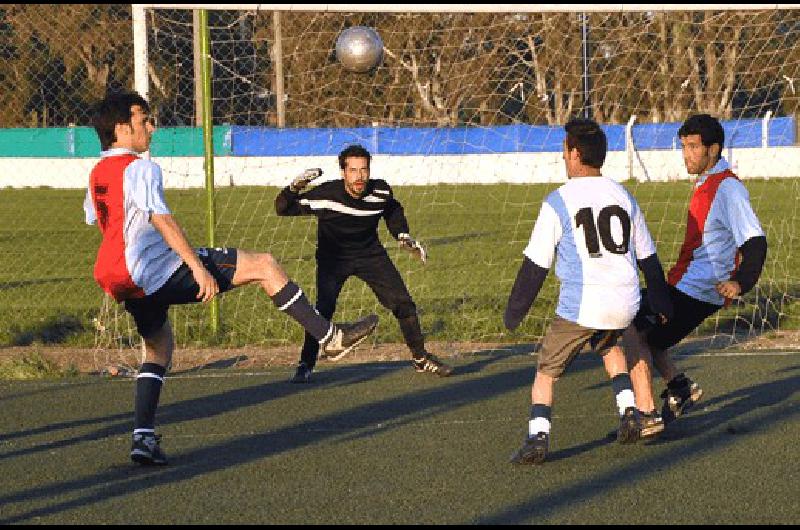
left=537, top=316, right=624, bottom=378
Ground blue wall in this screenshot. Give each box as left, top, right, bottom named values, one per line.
left=0, top=117, right=793, bottom=157
left=231, top=117, right=795, bottom=156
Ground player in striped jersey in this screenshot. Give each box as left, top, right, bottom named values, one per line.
left=506, top=119, right=673, bottom=465
left=624, top=114, right=767, bottom=434
left=275, top=144, right=452, bottom=382
left=84, top=93, right=378, bottom=465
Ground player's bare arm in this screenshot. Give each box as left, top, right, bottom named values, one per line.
left=150, top=213, right=219, bottom=302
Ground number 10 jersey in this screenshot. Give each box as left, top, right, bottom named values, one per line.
left=523, top=176, right=657, bottom=330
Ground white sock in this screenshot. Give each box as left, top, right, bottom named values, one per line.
left=529, top=417, right=551, bottom=437
left=616, top=389, right=636, bottom=416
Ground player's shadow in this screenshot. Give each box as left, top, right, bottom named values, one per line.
left=652, top=366, right=800, bottom=445
left=424, top=231, right=500, bottom=248
left=0, top=352, right=603, bottom=523
left=0, top=361, right=396, bottom=462
left=0, top=278, right=82, bottom=291
left=475, top=368, right=800, bottom=524
left=8, top=314, right=86, bottom=346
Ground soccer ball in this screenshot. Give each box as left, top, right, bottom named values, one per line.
left=335, top=26, right=384, bottom=73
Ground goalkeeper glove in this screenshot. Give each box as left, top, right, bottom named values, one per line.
left=289, top=168, right=323, bottom=192
left=398, top=233, right=427, bottom=264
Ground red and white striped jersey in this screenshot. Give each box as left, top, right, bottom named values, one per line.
left=668, top=158, right=764, bottom=305
left=83, top=148, right=183, bottom=302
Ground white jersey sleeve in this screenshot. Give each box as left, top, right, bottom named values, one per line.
left=125, top=159, right=172, bottom=216
left=717, top=178, right=764, bottom=247
left=629, top=196, right=656, bottom=261
left=83, top=187, right=96, bottom=225
left=523, top=199, right=563, bottom=270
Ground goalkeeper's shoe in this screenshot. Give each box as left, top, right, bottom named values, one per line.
left=617, top=407, right=641, bottom=444
left=290, top=362, right=313, bottom=384
left=510, top=432, right=549, bottom=465
left=321, top=314, right=378, bottom=361
left=639, top=409, right=665, bottom=439
left=661, top=378, right=704, bottom=425
left=130, top=433, right=168, bottom=466
left=412, top=354, right=453, bottom=377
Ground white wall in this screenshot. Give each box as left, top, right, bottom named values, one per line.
left=2, top=146, right=800, bottom=189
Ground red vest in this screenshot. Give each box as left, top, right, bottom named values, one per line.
left=89, top=155, right=146, bottom=301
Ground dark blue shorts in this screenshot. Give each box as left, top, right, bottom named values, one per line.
left=124, top=247, right=238, bottom=338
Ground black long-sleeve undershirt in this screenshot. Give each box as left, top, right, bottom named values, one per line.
left=731, top=235, right=768, bottom=294
left=504, top=257, right=549, bottom=331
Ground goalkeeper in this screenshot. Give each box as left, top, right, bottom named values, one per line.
left=275, top=144, right=453, bottom=382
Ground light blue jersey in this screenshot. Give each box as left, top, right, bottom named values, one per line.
left=524, top=176, right=656, bottom=329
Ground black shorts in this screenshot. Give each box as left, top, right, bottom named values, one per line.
left=634, top=285, right=722, bottom=351
left=124, top=247, right=238, bottom=338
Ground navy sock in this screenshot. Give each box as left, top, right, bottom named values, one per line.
left=272, top=281, right=332, bottom=342
left=134, top=363, right=167, bottom=433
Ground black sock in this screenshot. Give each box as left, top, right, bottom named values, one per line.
left=272, top=281, right=332, bottom=343
left=398, top=314, right=427, bottom=359
left=134, top=363, right=167, bottom=434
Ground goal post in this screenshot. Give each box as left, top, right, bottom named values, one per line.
left=109, top=3, right=800, bottom=352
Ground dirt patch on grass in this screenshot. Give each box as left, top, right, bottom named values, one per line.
left=1, top=331, right=798, bottom=377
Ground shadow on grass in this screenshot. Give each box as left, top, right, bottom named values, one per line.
left=0, top=350, right=600, bottom=522
left=475, top=370, right=800, bottom=524
left=4, top=353, right=795, bottom=523
left=8, top=315, right=86, bottom=346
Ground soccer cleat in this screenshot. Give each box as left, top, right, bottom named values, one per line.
left=639, top=409, right=665, bottom=439
left=617, top=406, right=641, bottom=444
left=661, top=379, right=704, bottom=424
left=290, top=362, right=313, bottom=384
left=130, top=433, right=168, bottom=466
left=412, top=354, right=453, bottom=377
left=510, top=432, right=549, bottom=465
left=321, top=314, right=379, bottom=361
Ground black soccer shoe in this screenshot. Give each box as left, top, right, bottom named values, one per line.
left=639, top=409, right=665, bottom=439
left=321, top=314, right=379, bottom=361
left=617, top=407, right=641, bottom=444
left=412, top=354, right=453, bottom=377
left=290, top=362, right=313, bottom=384
left=510, top=432, right=549, bottom=465
left=661, top=379, right=704, bottom=425
left=130, top=433, right=168, bottom=466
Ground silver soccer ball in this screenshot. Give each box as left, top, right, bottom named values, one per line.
left=335, top=26, right=384, bottom=73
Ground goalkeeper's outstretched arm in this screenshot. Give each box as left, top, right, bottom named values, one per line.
left=504, top=256, right=549, bottom=331
left=275, top=169, right=322, bottom=216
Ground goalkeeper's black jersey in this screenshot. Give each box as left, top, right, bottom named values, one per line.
left=275, top=179, right=409, bottom=261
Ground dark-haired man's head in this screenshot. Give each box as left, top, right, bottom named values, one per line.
left=338, top=144, right=372, bottom=198
left=92, top=92, right=154, bottom=152
left=678, top=114, right=724, bottom=175
left=563, top=118, right=607, bottom=177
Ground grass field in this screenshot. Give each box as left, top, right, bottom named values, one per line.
left=0, top=179, right=799, bottom=348
left=0, top=351, right=798, bottom=524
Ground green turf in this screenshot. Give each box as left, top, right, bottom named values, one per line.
left=1, top=179, right=798, bottom=347
left=0, top=351, right=797, bottom=523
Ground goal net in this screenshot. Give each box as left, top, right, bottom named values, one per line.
left=89, top=6, right=800, bottom=353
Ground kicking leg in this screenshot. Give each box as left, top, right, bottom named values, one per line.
left=233, top=250, right=377, bottom=356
